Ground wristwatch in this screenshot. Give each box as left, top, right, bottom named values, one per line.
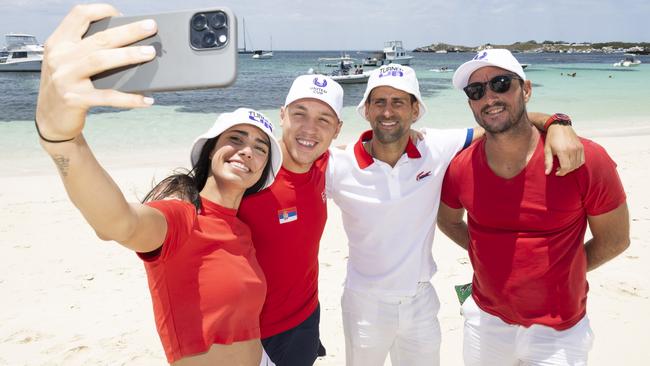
left=544, top=113, right=572, bottom=131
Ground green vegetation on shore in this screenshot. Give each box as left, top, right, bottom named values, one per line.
left=414, top=41, right=650, bottom=54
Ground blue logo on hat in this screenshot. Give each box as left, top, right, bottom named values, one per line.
left=473, top=51, right=488, bottom=60
left=313, top=77, right=328, bottom=88
left=378, top=65, right=404, bottom=78
left=248, top=111, right=273, bottom=132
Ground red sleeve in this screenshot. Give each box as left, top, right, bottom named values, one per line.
left=579, top=140, right=627, bottom=216
left=441, top=160, right=463, bottom=209
left=139, top=199, right=197, bottom=261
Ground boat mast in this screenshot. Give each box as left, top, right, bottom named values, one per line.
left=243, top=18, right=247, bottom=52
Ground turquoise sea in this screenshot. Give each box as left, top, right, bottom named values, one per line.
left=2, top=51, right=649, bottom=174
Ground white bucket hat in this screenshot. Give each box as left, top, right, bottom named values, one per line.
left=190, top=108, right=282, bottom=190
left=284, top=74, right=344, bottom=120
left=356, top=64, right=427, bottom=122
left=452, top=49, right=527, bottom=90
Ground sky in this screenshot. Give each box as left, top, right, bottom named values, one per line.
left=1, top=0, right=648, bottom=50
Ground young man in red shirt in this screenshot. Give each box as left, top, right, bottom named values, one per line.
left=238, top=75, right=343, bottom=366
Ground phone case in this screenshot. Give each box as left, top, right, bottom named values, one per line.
left=84, top=8, right=237, bottom=93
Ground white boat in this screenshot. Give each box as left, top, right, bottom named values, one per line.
left=362, top=56, right=379, bottom=66
left=613, top=55, right=641, bottom=67
left=308, top=57, right=370, bottom=84
left=324, top=53, right=355, bottom=67
left=0, top=34, right=43, bottom=72
left=252, top=50, right=273, bottom=59
left=330, top=71, right=370, bottom=84
left=430, top=66, right=454, bottom=73
left=252, top=35, right=273, bottom=59
left=381, top=40, right=413, bottom=65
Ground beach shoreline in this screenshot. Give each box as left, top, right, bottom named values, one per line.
left=1, top=128, right=648, bottom=365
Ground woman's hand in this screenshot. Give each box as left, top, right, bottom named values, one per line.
left=36, top=3, right=158, bottom=142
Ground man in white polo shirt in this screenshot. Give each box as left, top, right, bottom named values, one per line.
left=325, top=64, right=584, bottom=366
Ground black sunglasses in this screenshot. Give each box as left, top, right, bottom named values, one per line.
left=463, top=74, right=522, bottom=101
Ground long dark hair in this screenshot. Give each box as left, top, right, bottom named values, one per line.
left=141, top=135, right=273, bottom=211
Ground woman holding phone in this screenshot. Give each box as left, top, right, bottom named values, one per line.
left=35, top=4, right=281, bottom=365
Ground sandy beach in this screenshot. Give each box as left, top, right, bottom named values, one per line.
left=1, top=130, right=648, bottom=365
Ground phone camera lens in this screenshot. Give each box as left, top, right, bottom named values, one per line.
left=213, top=27, right=228, bottom=47
left=191, top=14, right=208, bottom=31
left=190, top=11, right=229, bottom=50
left=209, top=12, right=227, bottom=29
left=202, top=31, right=217, bottom=48
left=191, top=35, right=202, bottom=48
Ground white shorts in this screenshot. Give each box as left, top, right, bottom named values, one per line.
left=342, top=282, right=441, bottom=366
left=462, top=296, right=594, bottom=366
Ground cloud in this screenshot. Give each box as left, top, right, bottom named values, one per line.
left=1, top=0, right=648, bottom=49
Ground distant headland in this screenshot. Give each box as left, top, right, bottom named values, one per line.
left=413, top=41, right=650, bottom=54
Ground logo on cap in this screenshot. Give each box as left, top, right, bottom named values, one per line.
left=473, top=51, right=488, bottom=60
left=313, top=77, right=328, bottom=88
left=248, top=110, right=273, bottom=132
left=378, top=65, right=404, bottom=78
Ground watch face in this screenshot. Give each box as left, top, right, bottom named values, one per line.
left=554, top=113, right=571, bottom=122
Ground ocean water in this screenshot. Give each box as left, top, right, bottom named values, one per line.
left=2, top=51, right=650, bottom=171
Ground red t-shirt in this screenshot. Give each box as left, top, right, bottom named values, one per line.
left=140, top=197, right=266, bottom=363
left=441, top=135, right=626, bottom=330
left=238, top=152, right=329, bottom=338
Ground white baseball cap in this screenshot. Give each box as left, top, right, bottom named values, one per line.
left=452, top=49, right=527, bottom=90
left=190, top=108, right=282, bottom=190
left=284, top=74, right=344, bottom=120
left=356, top=64, right=427, bottom=122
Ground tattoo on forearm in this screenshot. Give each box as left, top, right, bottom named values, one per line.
left=52, top=154, right=70, bottom=177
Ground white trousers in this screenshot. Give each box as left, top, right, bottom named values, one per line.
left=342, top=282, right=441, bottom=366
left=462, top=296, right=594, bottom=366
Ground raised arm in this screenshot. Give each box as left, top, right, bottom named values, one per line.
left=37, top=4, right=166, bottom=252
left=436, top=203, right=470, bottom=251
left=585, top=203, right=630, bottom=271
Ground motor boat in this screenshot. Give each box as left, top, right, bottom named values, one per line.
left=308, top=57, right=370, bottom=84
left=380, top=40, right=413, bottom=65
left=0, top=34, right=43, bottom=72
left=324, top=54, right=355, bottom=67
left=362, top=56, right=379, bottom=66
left=613, top=55, right=641, bottom=67
left=430, top=66, right=454, bottom=73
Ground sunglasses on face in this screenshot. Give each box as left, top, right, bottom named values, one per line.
left=463, top=74, right=522, bottom=101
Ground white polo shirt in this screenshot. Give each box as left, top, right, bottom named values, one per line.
left=326, top=128, right=472, bottom=296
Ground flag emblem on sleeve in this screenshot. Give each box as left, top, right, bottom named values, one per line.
left=277, top=207, right=298, bottom=224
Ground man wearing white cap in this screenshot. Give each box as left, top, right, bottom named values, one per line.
left=325, top=62, right=584, bottom=366
left=437, top=49, right=630, bottom=365
left=238, top=75, right=344, bottom=366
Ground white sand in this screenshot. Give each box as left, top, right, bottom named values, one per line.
left=1, top=132, right=648, bottom=365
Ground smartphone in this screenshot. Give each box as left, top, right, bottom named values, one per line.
left=84, top=8, right=237, bottom=93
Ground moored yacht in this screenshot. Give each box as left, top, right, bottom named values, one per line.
left=381, top=40, right=413, bottom=65
left=0, top=34, right=43, bottom=72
